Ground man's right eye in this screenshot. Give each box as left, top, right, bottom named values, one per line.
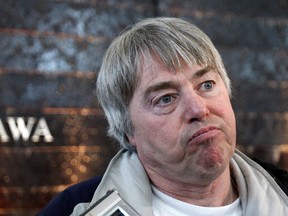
left=159, top=95, right=173, bottom=105
left=150, top=93, right=178, bottom=114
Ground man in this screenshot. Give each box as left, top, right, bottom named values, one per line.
left=38, top=17, right=288, bottom=216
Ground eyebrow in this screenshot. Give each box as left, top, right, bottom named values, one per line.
left=144, top=66, right=214, bottom=98
left=192, top=65, right=215, bottom=79
left=145, top=81, right=179, bottom=96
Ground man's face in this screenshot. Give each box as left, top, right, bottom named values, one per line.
left=127, top=57, right=236, bottom=185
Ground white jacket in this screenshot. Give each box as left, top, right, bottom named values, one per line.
left=71, top=149, right=288, bottom=216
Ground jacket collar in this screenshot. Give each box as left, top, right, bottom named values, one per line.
left=89, top=149, right=288, bottom=216
left=89, top=149, right=154, bottom=215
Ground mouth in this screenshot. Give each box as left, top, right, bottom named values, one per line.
left=189, top=126, right=221, bottom=144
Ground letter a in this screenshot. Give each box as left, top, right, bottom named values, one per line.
left=31, top=118, right=54, bottom=142
left=0, top=119, right=9, bottom=142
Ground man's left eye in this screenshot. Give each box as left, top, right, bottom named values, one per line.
left=201, top=81, right=214, bottom=90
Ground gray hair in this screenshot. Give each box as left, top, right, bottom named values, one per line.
left=96, top=17, right=231, bottom=151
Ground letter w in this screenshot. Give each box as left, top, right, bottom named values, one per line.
left=7, top=117, right=35, bottom=141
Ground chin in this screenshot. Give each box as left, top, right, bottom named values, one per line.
left=195, top=148, right=230, bottom=178
left=195, top=161, right=228, bottom=184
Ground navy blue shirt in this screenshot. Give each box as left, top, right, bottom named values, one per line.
left=37, top=176, right=102, bottom=216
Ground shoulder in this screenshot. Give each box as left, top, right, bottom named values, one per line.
left=254, top=159, right=288, bottom=196
left=37, top=176, right=102, bottom=216
left=233, top=150, right=288, bottom=196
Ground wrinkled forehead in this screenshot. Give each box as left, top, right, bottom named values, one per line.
left=137, top=50, right=210, bottom=80
left=133, top=49, right=230, bottom=97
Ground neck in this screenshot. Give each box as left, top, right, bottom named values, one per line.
left=150, top=167, right=238, bottom=207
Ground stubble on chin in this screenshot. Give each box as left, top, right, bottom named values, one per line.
left=193, top=142, right=232, bottom=179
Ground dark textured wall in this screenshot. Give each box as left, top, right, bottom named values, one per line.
left=0, top=0, right=288, bottom=215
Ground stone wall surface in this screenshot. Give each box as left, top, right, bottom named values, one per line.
left=0, top=0, right=287, bottom=215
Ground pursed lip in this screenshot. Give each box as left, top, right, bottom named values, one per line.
left=188, top=126, right=221, bottom=144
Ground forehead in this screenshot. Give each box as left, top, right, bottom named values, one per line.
left=137, top=55, right=209, bottom=87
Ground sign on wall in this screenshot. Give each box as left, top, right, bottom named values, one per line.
left=0, top=108, right=118, bottom=215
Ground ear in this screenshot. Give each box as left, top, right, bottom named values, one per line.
left=126, top=134, right=137, bottom=148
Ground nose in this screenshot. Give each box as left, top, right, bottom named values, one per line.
left=182, top=90, right=209, bottom=123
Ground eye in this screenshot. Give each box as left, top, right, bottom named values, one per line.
left=151, top=93, right=177, bottom=108
left=200, top=80, right=214, bottom=91
left=158, top=95, right=173, bottom=105
left=151, top=93, right=178, bottom=115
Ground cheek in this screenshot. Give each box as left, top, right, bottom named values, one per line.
left=211, top=97, right=236, bottom=137
left=137, top=119, right=172, bottom=145
left=222, top=101, right=236, bottom=129
left=213, top=94, right=234, bottom=120
left=132, top=115, right=179, bottom=153
left=222, top=106, right=236, bottom=146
